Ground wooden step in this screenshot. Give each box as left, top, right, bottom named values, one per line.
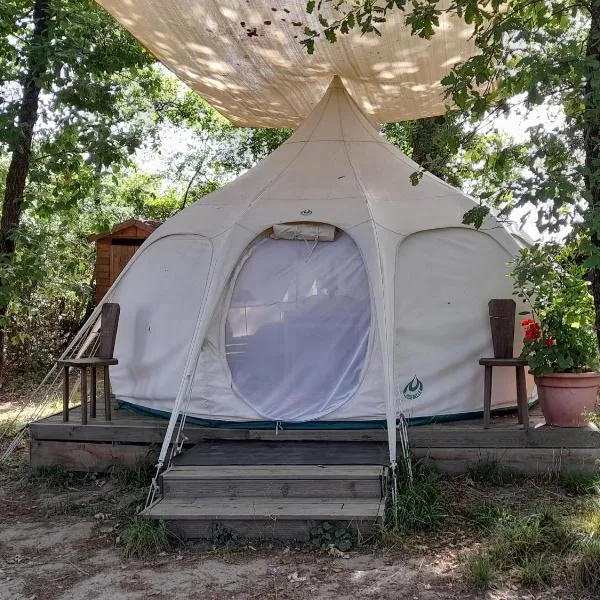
left=161, top=465, right=385, bottom=499
left=143, top=497, right=384, bottom=540
left=173, top=440, right=389, bottom=466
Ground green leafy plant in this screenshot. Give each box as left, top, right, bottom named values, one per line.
left=309, top=521, right=357, bottom=551
left=511, top=242, right=599, bottom=377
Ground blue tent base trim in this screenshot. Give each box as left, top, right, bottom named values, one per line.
left=116, top=399, right=538, bottom=430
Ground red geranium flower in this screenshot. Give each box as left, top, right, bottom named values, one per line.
left=545, top=337, right=556, bottom=346
left=524, top=322, right=541, bottom=341
left=521, top=318, right=534, bottom=327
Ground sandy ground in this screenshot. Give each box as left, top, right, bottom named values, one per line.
left=0, top=456, right=591, bottom=600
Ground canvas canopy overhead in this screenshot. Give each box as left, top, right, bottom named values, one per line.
left=75, top=77, right=533, bottom=470
left=95, top=0, right=476, bottom=126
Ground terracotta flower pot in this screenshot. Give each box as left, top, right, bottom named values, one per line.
left=534, top=372, right=600, bottom=427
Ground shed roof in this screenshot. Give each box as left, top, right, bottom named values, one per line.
left=88, top=218, right=162, bottom=243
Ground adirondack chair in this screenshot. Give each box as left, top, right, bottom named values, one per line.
left=479, top=299, right=529, bottom=430
left=59, top=303, right=120, bottom=424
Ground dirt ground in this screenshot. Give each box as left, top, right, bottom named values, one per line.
left=0, top=453, right=592, bottom=600
left=0, top=382, right=596, bottom=600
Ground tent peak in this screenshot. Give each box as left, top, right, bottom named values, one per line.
left=285, top=74, right=381, bottom=144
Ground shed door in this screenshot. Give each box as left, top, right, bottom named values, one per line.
left=110, top=244, right=138, bottom=286
left=225, top=233, right=372, bottom=422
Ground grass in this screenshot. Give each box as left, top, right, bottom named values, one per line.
left=27, top=465, right=97, bottom=488
left=121, top=515, right=171, bottom=558
left=516, top=554, right=554, bottom=586
left=575, top=537, right=600, bottom=594
left=467, top=457, right=521, bottom=485
left=563, top=473, right=600, bottom=496
left=385, top=465, right=447, bottom=536
left=464, top=553, right=496, bottom=588
left=462, top=504, right=577, bottom=589
left=469, top=502, right=512, bottom=531
left=492, top=506, right=575, bottom=566
left=108, top=461, right=156, bottom=488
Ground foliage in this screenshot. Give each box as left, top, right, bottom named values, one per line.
left=309, top=521, right=357, bottom=551
left=301, top=0, right=592, bottom=227
left=385, top=465, right=447, bottom=535
left=121, top=515, right=171, bottom=558
left=512, top=242, right=599, bottom=376
left=0, top=0, right=293, bottom=376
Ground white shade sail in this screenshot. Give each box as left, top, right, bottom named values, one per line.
left=95, top=0, right=476, bottom=126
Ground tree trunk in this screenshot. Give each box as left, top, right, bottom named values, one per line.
left=0, top=0, right=50, bottom=379
left=585, top=1, right=600, bottom=353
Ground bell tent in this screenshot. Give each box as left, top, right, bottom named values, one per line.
left=90, top=78, right=531, bottom=448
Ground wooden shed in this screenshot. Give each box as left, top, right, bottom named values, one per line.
left=89, top=218, right=162, bottom=304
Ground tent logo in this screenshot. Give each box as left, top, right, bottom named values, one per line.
left=403, top=375, right=423, bottom=400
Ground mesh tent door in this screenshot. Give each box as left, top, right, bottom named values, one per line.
left=225, top=233, right=372, bottom=421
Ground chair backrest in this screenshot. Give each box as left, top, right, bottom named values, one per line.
left=488, top=299, right=516, bottom=358
left=98, top=303, right=120, bottom=359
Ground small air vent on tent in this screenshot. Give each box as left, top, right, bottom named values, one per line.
left=271, top=223, right=336, bottom=242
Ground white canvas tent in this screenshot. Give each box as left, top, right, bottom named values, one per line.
left=85, top=78, right=533, bottom=473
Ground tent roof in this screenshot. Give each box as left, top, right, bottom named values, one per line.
left=96, top=0, right=476, bottom=127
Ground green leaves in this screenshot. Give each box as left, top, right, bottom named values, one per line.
left=512, top=242, right=599, bottom=376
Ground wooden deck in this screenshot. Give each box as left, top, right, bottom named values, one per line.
left=29, top=403, right=600, bottom=475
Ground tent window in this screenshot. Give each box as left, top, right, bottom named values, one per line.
left=225, top=232, right=372, bottom=422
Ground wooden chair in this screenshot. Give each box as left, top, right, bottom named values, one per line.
left=479, top=299, right=529, bottom=430
left=59, top=303, right=120, bottom=424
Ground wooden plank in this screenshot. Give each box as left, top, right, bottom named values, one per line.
left=163, top=465, right=384, bottom=479
left=165, top=518, right=378, bottom=541
left=110, top=226, right=138, bottom=238
left=488, top=298, right=516, bottom=359
left=30, top=416, right=600, bottom=448
left=162, top=478, right=382, bottom=500
left=413, top=447, right=600, bottom=475
left=407, top=425, right=600, bottom=448
left=30, top=421, right=167, bottom=443
left=173, top=441, right=390, bottom=466
left=144, top=497, right=383, bottom=520
left=30, top=440, right=154, bottom=471
left=109, top=244, right=137, bottom=285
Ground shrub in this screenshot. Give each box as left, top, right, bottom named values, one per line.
left=309, top=522, right=357, bottom=551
